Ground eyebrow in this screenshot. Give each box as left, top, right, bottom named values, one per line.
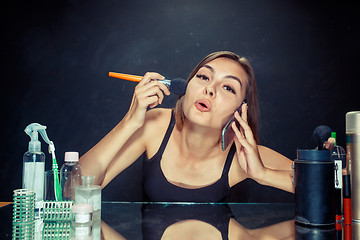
left=203, top=64, right=243, bottom=87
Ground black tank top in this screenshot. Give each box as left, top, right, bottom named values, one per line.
left=142, top=110, right=236, bottom=202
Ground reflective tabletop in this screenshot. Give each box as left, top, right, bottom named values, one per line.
left=0, top=201, right=357, bottom=239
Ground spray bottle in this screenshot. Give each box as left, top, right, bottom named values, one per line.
left=23, top=123, right=62, bottom=213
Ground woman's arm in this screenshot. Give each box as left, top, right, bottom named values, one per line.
left=256, top=145, right=294, bottom=192
left=79, top=115, right=146, bottom=188
left=79, top=72, right=170, bottom=187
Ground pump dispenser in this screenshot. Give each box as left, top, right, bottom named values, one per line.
left=23, top=123, right=62, bottom=209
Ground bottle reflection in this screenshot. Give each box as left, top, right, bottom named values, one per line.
left=294, top=222, right=337, bottom=240
left=68, top=219, right=100, bottom=240
left=352, top=222, right=359, bottom=240
left=294, top=221, right=356, bottom=240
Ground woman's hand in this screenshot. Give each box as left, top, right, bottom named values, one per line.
left=231, top=103, right=294, bottom=193
left=124, top=72, right=170, bottom=128
left=232, top=103, right=266, bottom=180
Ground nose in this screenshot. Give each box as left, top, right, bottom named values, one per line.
left=204, top=82, right=216, bottom=98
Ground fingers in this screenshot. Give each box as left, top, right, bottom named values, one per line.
left=241, top=102, right=248, bottom=122
left=139, top=72, right=164, bottom=86
left=134, top=72, right=171, bottom=108
left=232, top=121, right=250, bottom=150
left=233, top=103, right=256, bottom=146
left=139, top=72, right=171, bottom=95
left=134, top=83, right=164, bottom=108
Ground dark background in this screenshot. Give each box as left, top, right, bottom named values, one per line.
left=1, top=0, right=359, bottom=202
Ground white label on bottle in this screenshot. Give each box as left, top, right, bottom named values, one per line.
left=23, top=162, right=44, bottom=201
left=334, top=160, right=343, bottom=189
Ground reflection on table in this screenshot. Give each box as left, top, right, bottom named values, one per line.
left=1, top=201, right=358, bottom=239
left=101, top=202, right=295, bottom=239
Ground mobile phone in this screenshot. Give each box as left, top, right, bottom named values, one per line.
left=221, top=102, right=245, bottom=151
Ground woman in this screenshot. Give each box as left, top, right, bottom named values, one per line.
left=80, top=51, right=294, bottom=202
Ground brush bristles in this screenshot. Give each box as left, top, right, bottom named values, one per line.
left=169, top=78, right=187, bottom=95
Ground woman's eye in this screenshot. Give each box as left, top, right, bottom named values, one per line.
left=223, top=85, right=235, bottom=94
left=196, top=74, right=209, bottom=81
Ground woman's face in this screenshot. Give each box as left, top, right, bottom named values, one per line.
left=183, top=57, right=248, bottom=130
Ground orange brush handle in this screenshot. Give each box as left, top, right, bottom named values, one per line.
left=108, top=72, right=143, bottom=82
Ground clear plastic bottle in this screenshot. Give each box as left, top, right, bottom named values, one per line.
left=75, top=176, right=101, bottom=220
left=23, top=151, right=45, bottom=203
left=60, top=152, right=82, bottom=201
left=23, top=124, right=46, bottom=213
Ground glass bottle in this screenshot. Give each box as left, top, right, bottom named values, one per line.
left=75, top=176, right=101, bottom=220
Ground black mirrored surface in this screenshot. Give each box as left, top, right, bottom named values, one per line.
left=101, top=202, right=294, bottom=239
left=1, top=202, right=356, bottom=239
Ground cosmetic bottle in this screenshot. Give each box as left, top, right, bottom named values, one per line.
left=346, top=111, right=360, bottom=222
left=23, top=124, right=46, bottom=215
left=75, top=176, right=101, bottom=220
left=60, top=152, right=82, bottom=201
left=294, top=149, right=335, bottom=226
left=331, top=132, right=346, bottom=223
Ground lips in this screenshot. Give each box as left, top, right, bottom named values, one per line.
left=195, top=99, right=211, bottom=112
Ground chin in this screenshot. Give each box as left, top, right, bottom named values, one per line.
left=186, top=109, right=225, bottom=130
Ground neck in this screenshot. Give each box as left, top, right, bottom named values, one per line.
left=174, top=120, right=222, bottom=160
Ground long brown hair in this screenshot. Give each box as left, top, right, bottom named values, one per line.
left=174, top=51, right=259, bottom=143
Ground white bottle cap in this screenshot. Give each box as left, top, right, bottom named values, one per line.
left=64, top=152, right=79, bottom=162
left=346, top=111, right=360, bottom=134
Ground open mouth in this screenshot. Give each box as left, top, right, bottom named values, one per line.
left=195, top=100, right=211, bottom=112
left=199, top=103, right=207, bottom=107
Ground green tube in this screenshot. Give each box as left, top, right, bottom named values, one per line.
left=52, top=154, right=62, bottom=201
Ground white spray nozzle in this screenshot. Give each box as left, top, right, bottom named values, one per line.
left=25, top=123, right=47, bottom=152
left=25, top=123, right=55, bottom=154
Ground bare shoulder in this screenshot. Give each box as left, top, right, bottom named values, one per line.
left=142, top=108, right=173, bottom=156
left=143, top=108, right=172, bottom=130
left=258, top=145, right=293, bottom=171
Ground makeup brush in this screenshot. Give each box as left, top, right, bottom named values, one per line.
left=109, top=72, right=187, bottom=95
